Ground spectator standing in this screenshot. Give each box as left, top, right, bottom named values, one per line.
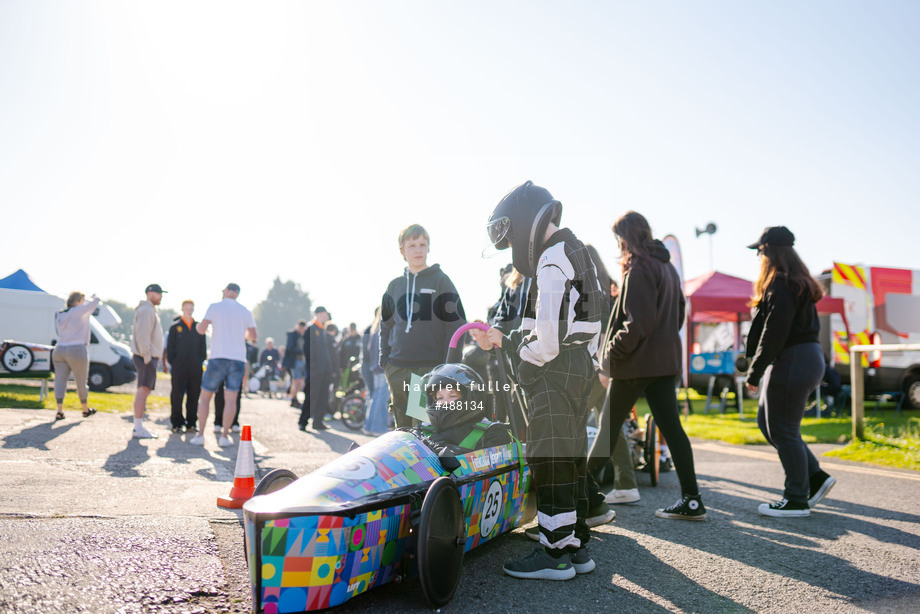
left=165, top=300, right=207, bottom=434
left=744, top=226, right=836, bottom=517
left=598, top=211, right=705, bottom=520
left=282, top=320, right=308, bottom=407
left=190, top=283, right=257, bottom=447
left=131, top=284, right=166, bottom=439
left=52, top=291, right=101, bottom=421
left=380, top=224, right=466, bottom=428
left=361, top=308, right=390, bottom=436
left=299, top=306, right=335, bottom=432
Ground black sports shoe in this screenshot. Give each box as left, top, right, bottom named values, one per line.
left=758, top=498, right=810, bottom=517
left=312, top=421, right=329, bottom=431
left=503, top=548, right=575, bottom=580
left=808, top=471, right=836, bottom=508
left=655, top=494, right=707, bottom=521
left=571, top=547, right=595, bottom=574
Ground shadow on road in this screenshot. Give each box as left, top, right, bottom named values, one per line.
left=659, top=473, right=920, bottom=608
left=102, top=438, right=150, bottom=477
left=2, top=420, right=80, bottom=451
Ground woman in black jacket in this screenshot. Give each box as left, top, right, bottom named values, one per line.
left=744, top=226, right=836, bottom=517
left=595, top=211, right=706, bottom=521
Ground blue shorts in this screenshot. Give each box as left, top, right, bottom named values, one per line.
left=202, top=358, right=245, bottom=393
left=292, top=359, right=306, bottom=380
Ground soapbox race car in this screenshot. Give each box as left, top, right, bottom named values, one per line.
left=242, top=323, right=535, bottom=613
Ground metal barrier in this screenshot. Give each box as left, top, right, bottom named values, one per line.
left=848, top=343, right=920, bottom=439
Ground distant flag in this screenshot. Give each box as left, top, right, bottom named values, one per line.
left=662, top=235, right=688, bottom=391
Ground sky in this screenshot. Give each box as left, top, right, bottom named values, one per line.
left=2, top=1, right=919, bottom=335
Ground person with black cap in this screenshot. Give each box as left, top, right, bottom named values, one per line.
left=191, top=283, right=257, bottom=447
left=131, top=283, right=166, bottom=439
left=744, top=226, right=836, bottom=517
left=473, top=181, right=605, bottom=581
left=299, top=305, right=335, bottom=432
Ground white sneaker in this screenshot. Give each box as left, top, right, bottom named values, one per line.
left=218, top=436, right=233, bottom=447
left=605, top=489, right=641, bottom=505
left=231, top=425, right=241, bottom=433
left=132, top=426, right=158, bottom=439
left=213, top=425, right=221, bottom=433
left=189, top=435, right=205, bottom=445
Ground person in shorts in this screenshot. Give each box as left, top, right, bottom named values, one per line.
left=190, top=283, right=257, bottom=447
left=131, top=284, right=166, bottom=439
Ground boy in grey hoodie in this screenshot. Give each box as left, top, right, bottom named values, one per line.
left=379, top=224, right=466, bottom=428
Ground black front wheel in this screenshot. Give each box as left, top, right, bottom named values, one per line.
left=87, top=364, right=111, bottom=391
left=644, top=415, right=660, bottom=487
left=903, top=373, right=920, bottom=410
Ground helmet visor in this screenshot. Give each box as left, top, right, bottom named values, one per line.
left=486, top=217, right=512, bottom=249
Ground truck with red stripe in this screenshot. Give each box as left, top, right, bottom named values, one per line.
left=820, top=262, right=920, bottom=409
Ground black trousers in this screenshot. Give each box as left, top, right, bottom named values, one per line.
left=299, top=372, right=332, bottom=427
left=215, top=382, right=241, bottom=428
left=523, top=346, right=594, bottom=551
left=170, top=367, right=202, bottom=429
left=757, top=343, right=825, bottom=503
left=589, top=374, right=700, bottom=497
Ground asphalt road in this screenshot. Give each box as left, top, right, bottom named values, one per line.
left=1, top=391, right=919, bottom=613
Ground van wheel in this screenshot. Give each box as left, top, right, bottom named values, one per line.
left=88, top=365, right=111, bottom=391
left=904, top=374, right=920, bottom=410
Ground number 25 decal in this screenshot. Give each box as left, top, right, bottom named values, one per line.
left=480, top=481, right=504, bottom=538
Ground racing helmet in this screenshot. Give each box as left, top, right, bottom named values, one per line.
left=421, top=363, right=487, bottom=432
left=486, top=180, right=562, bottom=277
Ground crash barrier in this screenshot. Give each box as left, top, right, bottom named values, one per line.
left=217, top=424, right=256, bottom=509
left=848, top=344, right=920, bottom=440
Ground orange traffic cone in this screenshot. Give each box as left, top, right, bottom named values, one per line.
left=217, top=425, right=256, bottom=509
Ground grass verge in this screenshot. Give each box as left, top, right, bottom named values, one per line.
left=631, top=395, right=920, bottom=472
left=0, top=383, right=168, bottom=413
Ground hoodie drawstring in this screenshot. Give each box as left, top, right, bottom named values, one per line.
left=405, top=270, right=418, bottom=333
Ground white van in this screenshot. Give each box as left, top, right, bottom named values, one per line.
left=0, top=288, right=136, bottom=390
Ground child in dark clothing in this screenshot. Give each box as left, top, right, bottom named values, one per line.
left=474, top=181, right=604, bottom=581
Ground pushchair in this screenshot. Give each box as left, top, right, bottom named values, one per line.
left=248, top=354, right=286, bottom=398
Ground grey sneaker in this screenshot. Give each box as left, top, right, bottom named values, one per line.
left=585, top=501, right=616, bottom=527
left=571, top=547, right=595, bottom=574
left=655, top=494, right=707, bottom=521
left=503, top=548, right=576, bottom=580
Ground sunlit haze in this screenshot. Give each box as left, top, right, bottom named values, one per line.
left=2, top=1, right=918, bottom=330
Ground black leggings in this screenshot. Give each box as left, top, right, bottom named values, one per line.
left=588, top=375, right=700, bottom=497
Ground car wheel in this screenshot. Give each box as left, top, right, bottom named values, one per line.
left=417, top=477, right=465, bottom=608
left=253, top=468, right=298, bottom=497
left=88, top=364, right=111, bottom=392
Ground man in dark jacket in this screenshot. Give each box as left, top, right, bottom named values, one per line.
left=165, top=300, right=207, bottom=433
left=299, top=306, right=335, bottom=432
left=380, top=224, right=466, bottom=428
